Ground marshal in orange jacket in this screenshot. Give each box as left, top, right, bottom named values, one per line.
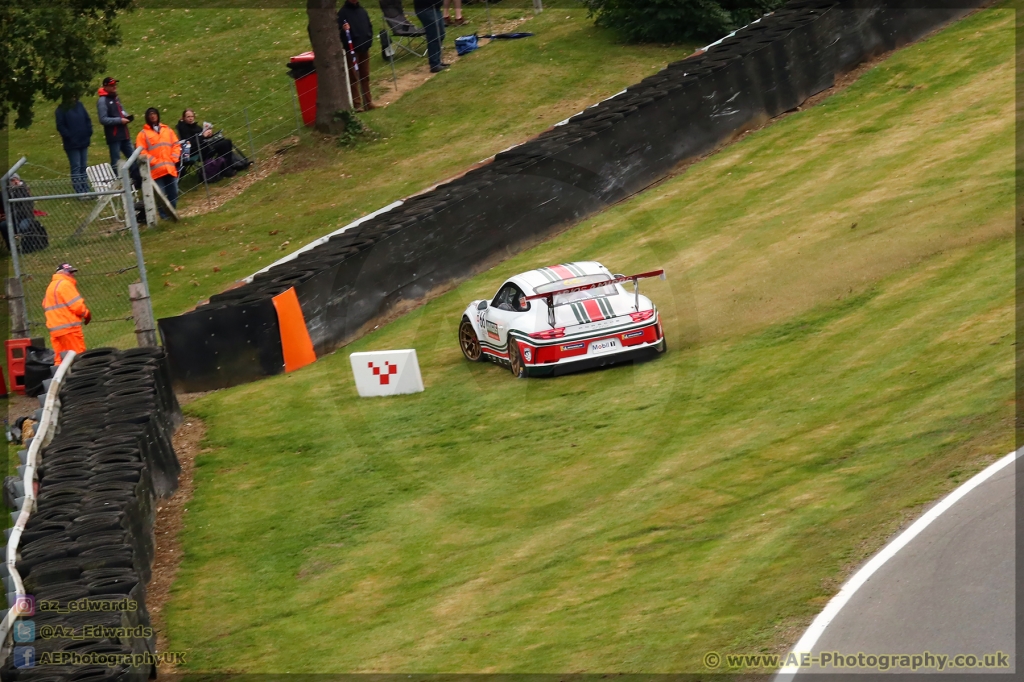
left=135, top=123, right=181, bottom=180
left=43, top=272, right=90, bottom=338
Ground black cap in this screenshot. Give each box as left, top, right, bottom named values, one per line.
left=102, top=77, right=118, bottom=86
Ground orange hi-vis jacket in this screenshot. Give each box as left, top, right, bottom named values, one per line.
left=43, top=273, right=90, bottom=337
left=135, top=123, right=181, bottom=180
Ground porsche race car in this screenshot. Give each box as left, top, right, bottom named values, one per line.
left=458, top=261, right=667, bottom=378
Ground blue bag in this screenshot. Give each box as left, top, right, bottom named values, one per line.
left=455, top=34, right=478, bottom=56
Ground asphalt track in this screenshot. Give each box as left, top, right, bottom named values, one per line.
left=780, top=451, right=1016, bottom=677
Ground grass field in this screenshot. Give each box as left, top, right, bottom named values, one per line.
left=162, top=6, right=1014, bottom=673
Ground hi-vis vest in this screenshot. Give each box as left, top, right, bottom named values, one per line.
left=135, top=123, right=181, bottom=180
left=43, top=273, right=89, bottom=337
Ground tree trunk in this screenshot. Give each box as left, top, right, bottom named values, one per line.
left=306, top=0, right=352, bottom=134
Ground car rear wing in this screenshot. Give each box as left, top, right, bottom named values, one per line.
left=524, top=269, right=666, bottom=327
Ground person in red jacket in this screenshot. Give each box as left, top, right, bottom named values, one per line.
left=43, top=263, right=91, bottom=365
left=135, top=108, right=182, bottom=218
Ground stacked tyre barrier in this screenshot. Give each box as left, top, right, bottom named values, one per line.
left=0, top=347, right=181, bottom=680
left=159, top=0, right=983, bottom=391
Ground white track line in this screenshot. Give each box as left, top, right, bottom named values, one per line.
left=775, top=447, right=1019, bottom=680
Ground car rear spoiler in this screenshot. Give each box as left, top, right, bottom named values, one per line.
left=524, top=269, right=666, bottom=327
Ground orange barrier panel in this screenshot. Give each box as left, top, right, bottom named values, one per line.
left=272, top=287, right=317, bottom=373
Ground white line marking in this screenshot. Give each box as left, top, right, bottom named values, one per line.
left=775, top=448, right=1018, bottom=679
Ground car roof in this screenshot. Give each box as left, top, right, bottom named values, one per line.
left=508, top=261, right=612, bottom=296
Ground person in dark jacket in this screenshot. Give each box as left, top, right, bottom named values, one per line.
left=337, top=0, right=376, bottom=111
left=96, top=77, right=141, bottom=189
left=413, top=0, right=448, bottom=72
left=55, top=97, right=93, bottom=194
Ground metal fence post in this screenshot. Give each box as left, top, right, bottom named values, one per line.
left=120, top=149, right=154, bottom=333
left=2, top=157, right=28, bottom=280
left=290, top=87, right=302, bottom=133
left=244, top=107, right=257, bottom=165
left=194, top=138, right=212, bottom=208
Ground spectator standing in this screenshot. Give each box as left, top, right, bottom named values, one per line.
left=54, top=97, right=93, bottom=194
left=135, top=108, right=181, bottom=217
left=414, top=0, right=449, bottom=73
left=96, top=77, right=142, bottom=189
left=337, top=0, right=377, bottom=111
left=443, top=0, right=465, bottom=26
left=43, top=263, right=91, bottom=365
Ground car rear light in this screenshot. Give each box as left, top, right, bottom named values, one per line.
left=630, top=310, right=655, bottom=322
left=529, top=328, right=566, bottom=340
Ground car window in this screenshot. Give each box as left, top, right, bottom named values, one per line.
left=491, top=283, right=530, bottom=312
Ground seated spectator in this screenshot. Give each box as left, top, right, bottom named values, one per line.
left=176, top=109, right=251, bottom=183
left=176, top=109, right=234, bottom=161
left=1, top=175, right=50, bottom=254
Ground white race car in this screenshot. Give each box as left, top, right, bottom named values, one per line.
left=458, top=261, right=667, bottom=378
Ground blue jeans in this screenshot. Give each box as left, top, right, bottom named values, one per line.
left=155, top=174, right=178, bottom=218
left=416, top=7, right=446, bottom=69
left=108, top=138, right=142, bottom=189
left=65, top=147, right=90, bottom=193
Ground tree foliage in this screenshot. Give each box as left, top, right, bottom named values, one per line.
left=582, top=0, right=785, bottom=44
left=1, top=0, right=136, bottom=130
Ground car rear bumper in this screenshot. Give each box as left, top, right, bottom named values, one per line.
left=523, top=339, right=664, bottom=377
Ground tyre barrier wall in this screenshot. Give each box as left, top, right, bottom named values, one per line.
left=0, top=347, right=182, bottom=680
left=159, top=0, right=983, bottom=391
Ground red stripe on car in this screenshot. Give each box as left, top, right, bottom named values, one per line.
left=582, top=299, right=605, bottom=321
left=549, top=264, right=575, bottom=279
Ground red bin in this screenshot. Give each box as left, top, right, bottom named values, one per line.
left=6, top=338, right=31, bottom=395
left=287, top=52, right=318, bottom=127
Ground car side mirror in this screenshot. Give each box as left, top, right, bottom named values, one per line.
left=613, top=274, right=625, bottom=279
left=478, top=300, right=488, bottom=310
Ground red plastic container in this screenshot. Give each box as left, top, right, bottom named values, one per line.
left=6, top=338, right=31, bottom=395
left=289, top=52, right=318, bottom=127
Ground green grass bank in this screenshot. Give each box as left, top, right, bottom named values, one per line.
left=163, top=5, right=1013, bottom=673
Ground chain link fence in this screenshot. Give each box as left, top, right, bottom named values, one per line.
left=2, top=158, right=149, bottom=350
left=178, top=84, right=303, bottom=205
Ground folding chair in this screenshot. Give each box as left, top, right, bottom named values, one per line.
left=77, top=163, right=126, bottom=234
left=379, top=0, right=427, bottom=58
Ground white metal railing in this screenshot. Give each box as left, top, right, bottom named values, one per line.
left=0, top=351, right=76, bottom=659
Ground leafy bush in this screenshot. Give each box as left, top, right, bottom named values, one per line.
left=582, top=0, right=785, bottom=43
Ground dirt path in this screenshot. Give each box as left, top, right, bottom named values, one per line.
left=374, top=15, right=531, bottom=108
left=147, top=394, right=205, bottom=673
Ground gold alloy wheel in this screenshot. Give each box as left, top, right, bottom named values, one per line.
left=459, top=317, right=482, bottom=361
left=508, top=340, right=527, bottom=378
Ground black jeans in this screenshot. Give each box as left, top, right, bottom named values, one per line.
left=416, top=7, right=446, bottom=68
left=108, top=138, right=142, bottom=190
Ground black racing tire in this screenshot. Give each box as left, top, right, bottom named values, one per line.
left=459, top=317, right=483, bottom=362
left=508, top=340, right=527, bottom=379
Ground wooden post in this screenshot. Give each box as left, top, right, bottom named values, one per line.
left=533, top=0, right=542, bottom=13
left=7, top=278, right=29, bottom=339
left=129, top=282, right=158, bottom=347
left=139, top=158, right=158, bottom=228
